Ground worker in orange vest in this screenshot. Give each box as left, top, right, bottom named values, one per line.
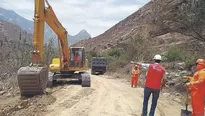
left=131, top=54, right=166, bottom=116
left=131, top=65, right=139, bottom=88
left=74, top=52, right=81, bottom=67
left=185, top=59, right=205, bottom=116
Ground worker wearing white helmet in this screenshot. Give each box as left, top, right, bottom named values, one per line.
left=131, top=54, right=166, bottom=116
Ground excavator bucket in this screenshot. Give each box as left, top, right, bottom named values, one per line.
left=17, top=66, right=48, bottom=96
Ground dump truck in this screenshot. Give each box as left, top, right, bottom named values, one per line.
left=91, top=57, right=108, bottom=75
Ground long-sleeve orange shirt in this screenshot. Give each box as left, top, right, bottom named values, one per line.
left=132, top=68, right=139, bottom=77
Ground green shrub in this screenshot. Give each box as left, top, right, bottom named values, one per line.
left=100, top=35, right=154, bottom=72
left=103, top=48, right=123, bottom=59
left=184, top=54, right=196, bottom=70
left=165, top=46, right=185, bottom=61
left=164, top=46, right=197, bottom=69
left=108, top=58, right=128, bottom=72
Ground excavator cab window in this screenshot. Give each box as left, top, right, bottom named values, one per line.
left=70, top=47, right=85, bottom=67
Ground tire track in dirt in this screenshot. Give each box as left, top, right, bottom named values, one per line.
left=45, top=83, right=94, bottom=116
left=42, top=73, right=183, bottom=116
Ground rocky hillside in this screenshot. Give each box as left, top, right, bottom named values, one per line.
left=0, top=7, right=91, bottom=45
left=73, top=0, right=195, bottom=52
left=0, top=19, right=32, bottom=76
left=0, top=19, right=32, bottom=44
left=0, top=7, right=53, bottom=42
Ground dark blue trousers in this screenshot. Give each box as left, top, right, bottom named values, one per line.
left=142, top=87, right=160, bottom=116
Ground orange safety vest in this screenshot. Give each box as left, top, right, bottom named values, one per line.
left=189, top=69, right=205, bottom=116
left=190, top=69, right=205, bottom=95
left=132, top=68, right=139, bottom=77
left=145, top=63, right=165, bottom=89
left=74, top=56, right=80, bottom=61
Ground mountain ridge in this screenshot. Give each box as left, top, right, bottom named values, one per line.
left=72, top=0, right=192, bottom=52
left=0, top=7, right=91, bottom=45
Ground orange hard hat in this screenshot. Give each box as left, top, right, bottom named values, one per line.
left=196, top=59, right=205, bottom=65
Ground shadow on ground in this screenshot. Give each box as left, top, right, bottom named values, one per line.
left=53, top=80, right=82, bottom=87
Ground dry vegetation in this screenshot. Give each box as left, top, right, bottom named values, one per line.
left=0, top=34, right=57, bottom=98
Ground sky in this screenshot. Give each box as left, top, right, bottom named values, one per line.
left=0, top=0, right=150, bottom=37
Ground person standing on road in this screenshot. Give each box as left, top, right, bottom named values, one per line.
left=131, top=65, right=139, bottom=88
left=185, top=59, right=205, bottom=116
left=131, top=54, right=166, bottom=116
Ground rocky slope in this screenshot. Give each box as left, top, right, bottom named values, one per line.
left=0, top=19, right=32, bottom=43
left=0, top=7, right=53, bottom=42
left=72, top=0, right=192, bottom=52
left=0, top=19, right=32, bottom=76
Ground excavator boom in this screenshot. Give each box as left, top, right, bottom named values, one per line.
left=44, top=4, right=70, bottom=69
left=17, top=0, right=90, bottom=96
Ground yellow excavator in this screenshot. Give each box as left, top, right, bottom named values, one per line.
left=17, top=0, right=91, bottom=96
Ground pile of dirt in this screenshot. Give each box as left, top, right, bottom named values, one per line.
left=0, top=74, right=58, bottom=116
left=0, top=75, right=19, bottom=99
left=0, top=93, right=56, bottom=116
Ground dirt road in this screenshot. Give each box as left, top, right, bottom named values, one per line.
left=44, top=74, right=183, bottom=116
left=0, top=73, right=185, bottom=116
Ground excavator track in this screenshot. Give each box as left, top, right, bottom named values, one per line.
left=17, top=66, right=48, bottom=96
left=81, top=72, right=91, bottom=87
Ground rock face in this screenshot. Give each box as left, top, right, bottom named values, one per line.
left=73, top=0, right=191, bottom=52
left=0, top=19, right=32, bottom=79
left=0, top=19, right=32, bottom=43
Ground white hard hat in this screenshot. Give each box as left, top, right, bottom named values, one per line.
left=153, top=54, right=162, bottom=60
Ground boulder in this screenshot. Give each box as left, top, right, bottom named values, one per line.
left=6, top=93, right=11, bottom=97
left=168, top=72, right=180, bottom=80
left=180, top=70, right=188, bottom=76
left=174, top=98, right=181, bottom=103
left=177, top=62, right=186, bottom=70
left=175, top=93, right=180, bottom=96
left=162, top=93, right=171, bottom=97
left=0, top=91, right=5, bottom=95
left=167, top=81, right=175, bottom=86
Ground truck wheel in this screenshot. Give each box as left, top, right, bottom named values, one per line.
left=91, top=71, right=95, bottom=75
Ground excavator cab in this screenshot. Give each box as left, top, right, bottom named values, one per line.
left=70, top=47, right=85, bottom=68
left=48, top=47, right=90, bottom=87
left=49, top=47, right=88, bottom=72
